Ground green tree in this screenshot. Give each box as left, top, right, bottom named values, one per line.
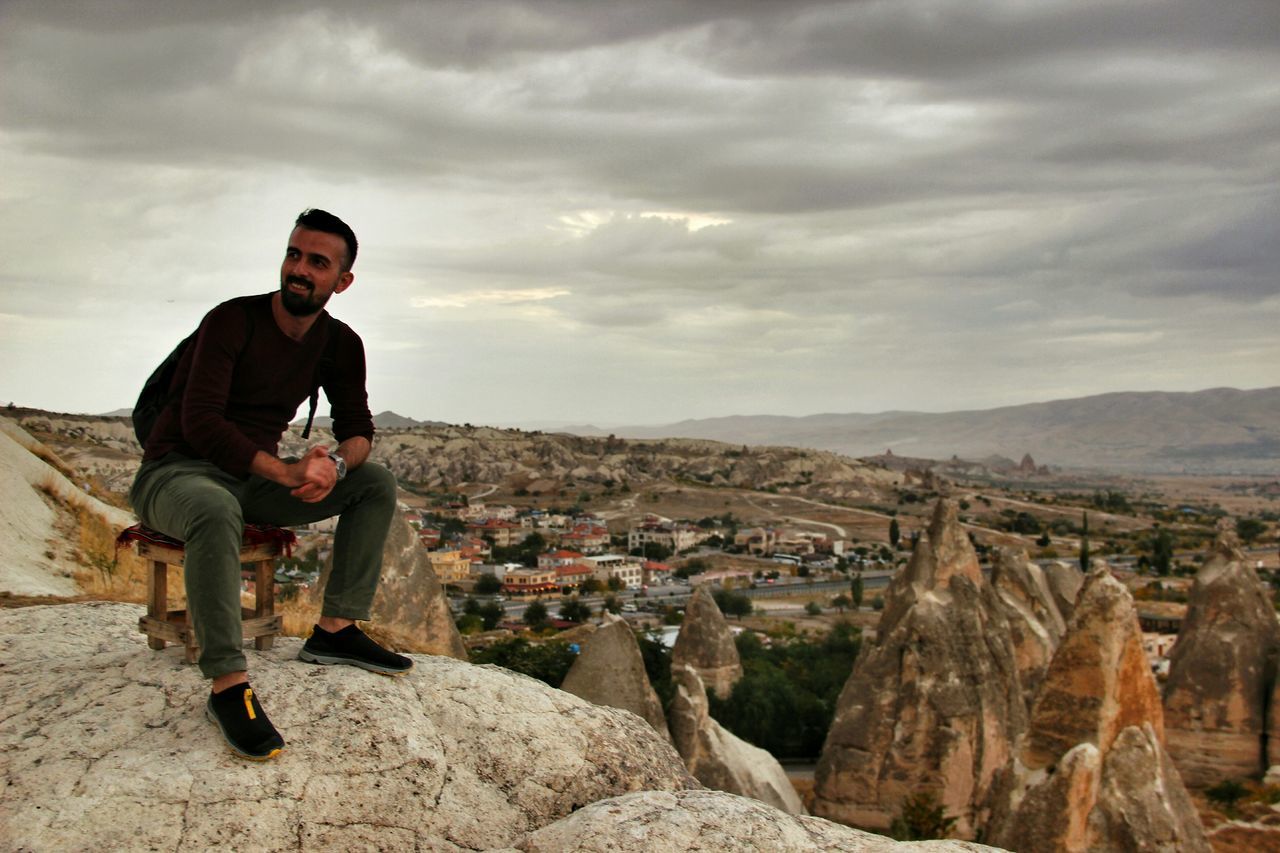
left=580, top=577, right=603, bottom=594
left=523, top=600, right=549, bottom=630
left=455, top=613, right=483, bottom=634
left=850, top=574, right=864, bottom=608
left=805, top=601, right=823, bottom=616
left=558, top=597, right=591, bottom=623
left=479, top=601, right=504, bottom=630
left=463, top=596, right=481, bottom=616
left=713, top=589, right=754, bottom=620
left=602, top=594, right=623, bottom=615
left=889, top=791, right=956, bottom=841
left=1152, top=528, right=1175, bottom=576
left=469, top=638, right=577, bottom=687
left=1238, top=518, right=1268, bottom=544
left=831, top=594, right=851, bottom=613
left=889, top=518, right=901, bottom=548
left=1079, top=512, right=1090, bottom=573
left=1205, top=779, right=1248, bottom=817
left=475, top=573, right=502, bottom=595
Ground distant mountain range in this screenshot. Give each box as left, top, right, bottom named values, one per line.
left=551, top=387, right=1280, bottom=474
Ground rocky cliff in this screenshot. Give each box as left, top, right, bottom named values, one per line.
left=990, top=546, right=1068, bottom=703
left=668, top=664, right=805, bottom=815
left=1163, top=520, right=1280, bottom=786
left=670, top=585, right=743, bottom=701
left=986, top=565, right=1208, bottom=852
left=813, top=499, right=1026, bottom=839
left=561, top=612, right=671, bottom=742
left=0, top=602, right=991, bottom=852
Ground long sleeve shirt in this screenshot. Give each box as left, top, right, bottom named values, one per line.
left=143, top=293, right=375, bottom=477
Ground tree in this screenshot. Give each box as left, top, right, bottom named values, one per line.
left=523, top=600, right=549, bottom=630
left=1152, top=528, right=1175, bottom=576
left=602, top=594, right=623, bottom=615
left=455, top=613, right=483, bottom=634
left=805, top=601, right=822, bottom=616
left=479, top=601, right=504, bottom=630
left=475, top=573, right=502, bottom=595
left=831, top=594, right=851, bottom=613
left=1238, top=518, right=1268, bottom=544
left=1079, top=511, right=1090, bottom=573
left=580, top=577, right=603, bottom=594
left=850, top=574, right=864, bottom=609
left=558, top=597, right=591, bottom=623
left=889, top=518, right=901, bottom=548
left=469, top=638, right=577, bottom=688
left=606, top=575, right=624, bottom=592
left=889, top=791, right=956, bottom=841
left=463, top=596, right=481, bottom=616
left=713, top=589, right=754, bottom=620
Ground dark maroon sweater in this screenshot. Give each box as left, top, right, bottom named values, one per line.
left=143, top=293, right=375, bottom=478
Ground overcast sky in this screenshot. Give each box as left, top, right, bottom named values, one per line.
left=2, top=0, right=1277, bottom=428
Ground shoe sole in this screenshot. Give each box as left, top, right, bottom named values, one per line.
left=204, top=706, right=283, bottom=761
left=298, top=648, right=412, bottom=677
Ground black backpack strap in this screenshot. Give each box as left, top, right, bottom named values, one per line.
left=301, top=317, right=339, bottom=440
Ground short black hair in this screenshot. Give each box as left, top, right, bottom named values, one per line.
left=295, top=208, right=358, bottom=270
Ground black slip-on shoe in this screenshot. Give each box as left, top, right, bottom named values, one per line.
left=298, top=623, right=413, bottom=676
left=205, top=683, right=284, bottom=761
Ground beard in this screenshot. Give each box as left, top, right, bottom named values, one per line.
left=279, top=277, right=331, bottom=317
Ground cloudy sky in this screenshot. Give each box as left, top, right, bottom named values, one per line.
left=2, top=0, right=1277, bottom=429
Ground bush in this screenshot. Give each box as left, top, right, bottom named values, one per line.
left=469, top=638, right=577, bottom=688
left=889, top=791, right=956, bottom=841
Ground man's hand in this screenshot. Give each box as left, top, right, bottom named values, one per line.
left=289, top=445, right=339, bottom=503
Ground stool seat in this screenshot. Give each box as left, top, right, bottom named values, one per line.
left=118, top=523, right=296, bottom=664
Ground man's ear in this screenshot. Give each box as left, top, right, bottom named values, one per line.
left=335, top=271, right=355, bottom=294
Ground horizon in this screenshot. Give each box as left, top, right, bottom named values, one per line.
left=2, top=2, right=1278, bottom=425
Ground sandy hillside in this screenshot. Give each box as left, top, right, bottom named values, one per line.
left=0, top=417, right=134, bottom=596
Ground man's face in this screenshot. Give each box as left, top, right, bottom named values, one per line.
left=279, top=226, right=354, bottom=317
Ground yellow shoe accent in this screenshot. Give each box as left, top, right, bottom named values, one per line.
left=244, top=687, right=257, bottom=721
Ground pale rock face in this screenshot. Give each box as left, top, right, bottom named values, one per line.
left=313, top=512, right=467, bottom=659
left=1041, top=562, right=1085, bottom=622
left=671, top=586, right=743, bottom=700
left=668, top=665, right=805, bottom=815
left=0, top=602, right=695, bottom=851
left=1164, top=522, right=1280, bottom=786
left=561, top=612, right=671, bottom=742
left=813, top=498, right=1026, bottom=839
left=985, top=568, right=1209, bottom=853
left=990, top=546, right=1068, bottom=703
left=520, top=789, right=1002, bottom=853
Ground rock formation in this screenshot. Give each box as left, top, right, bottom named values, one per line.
left=990, top=546, right=1068, bottom=702
left=312, top=512, right=466, bottom=659
left=1041, top=561, right=1085, bottom=622
left=521, top=789, right=996, bottom=852
left=668, top=664, right=805, bottom=815
left=671, top=585, right=743, bottom=700
left=1164, top=520, right=1280, bottom=786
left=561, top=612, right=671, bottom=742
left=813, top=498, right=1026, bottom=839
left=1, top=602, right=989, bottom=852
left=985, top=566, right=1209, bottom=852
left=0, top=602, right=693, bottom=850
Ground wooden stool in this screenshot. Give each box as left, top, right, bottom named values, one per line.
left=119, top=524, right=293, bottom=664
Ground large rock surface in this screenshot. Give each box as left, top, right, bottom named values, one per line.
left=0, top=602, right=695, bottom=851
left=1164, top=521, right=1280, bottom=786
left=986, top=567, right=1209, bottom=852
left=313, top=512, right=467, bottom=659
left=671, top=585, right=743, bottom=700
left=561, top=612, right=671, bottom=742
left=668, top=664, right=805, bottom=815
left=1041, top=562, right=1084, bottom=622
left=989, top=546, right=1067, bottom=703
left=813, top=499, right=1026, bottom=839
left=520, top=789, right=1000, bottom=852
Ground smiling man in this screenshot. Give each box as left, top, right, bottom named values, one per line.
left=129, top=209, right=411, bottom=761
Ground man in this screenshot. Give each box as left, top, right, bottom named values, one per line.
left=130, top=209, right=410, bottom=761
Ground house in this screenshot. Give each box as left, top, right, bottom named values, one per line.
left=502, top=566, right=559, bottom=598
left=556, top=563, right=596, bottom=589
left=691, top=568, right=755, bottom=589
left=466, top=519, right=527, bottom=549
left=538, top=549, right=585, bottom=571
left=628, top=516, right=711, bottom=554
left=734, top=527, right=777, bottom=556
left=643, top=560, right=674, bottom=586
left=561, top=523, right=611, bottom=554
left=585, top=554, right=644, bottom=590
left=427, top=549, right=473, bottom=584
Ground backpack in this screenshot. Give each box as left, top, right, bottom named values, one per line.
left=132, top=304, right=337, bottom=448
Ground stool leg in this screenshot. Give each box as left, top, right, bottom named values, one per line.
left=147, top=559, right=167, bottom=651
left=254, top=559, right=275, bottom=651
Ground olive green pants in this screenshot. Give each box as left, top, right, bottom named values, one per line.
left=129, top=455, right=397, bottom=678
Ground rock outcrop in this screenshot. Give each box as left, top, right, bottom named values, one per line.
left=521, top=789, right=998, bottom=852
left=990, top=546, right=1067, bottom=702
left=668, top=664, right=805, bottom=815
left=0, top=602, right=694, bottom=850
left=1041, top=561, right=1085, bottom=622
left=985, top=566, right=1209, bottom=852
left=561, top=612, right=671, bottom=742
left=1164, top=520, right=1280, bottom=786
left=312, top=512, right=466, bottom=659
left=813, top=498, right=1026, bottom=839
left=671, top=585, right=743, bottom=700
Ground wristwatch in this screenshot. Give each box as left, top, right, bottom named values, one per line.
left=327, top=451, right=347, bottom=481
